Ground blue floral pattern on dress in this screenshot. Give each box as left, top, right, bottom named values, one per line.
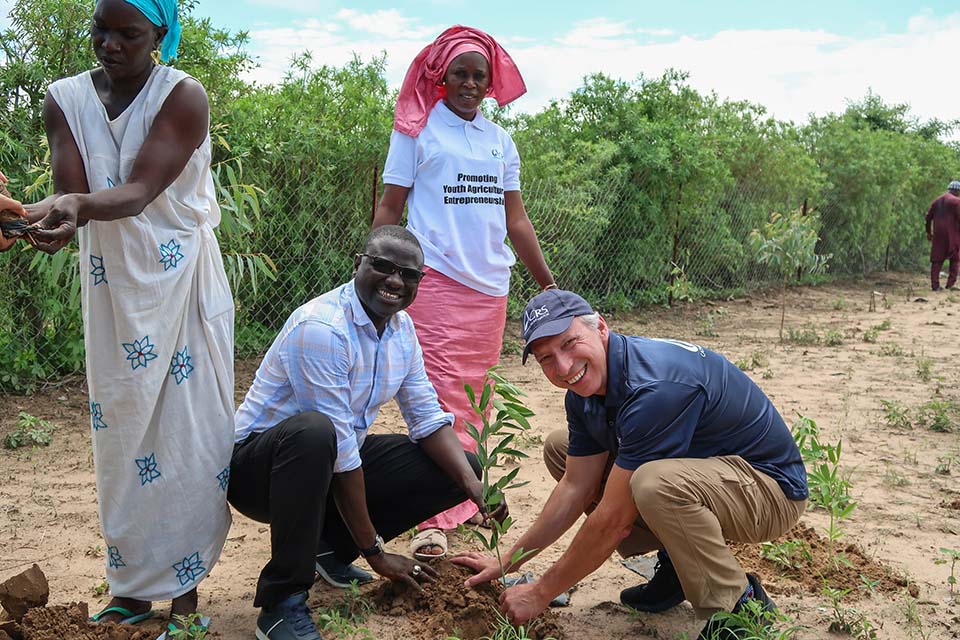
left=90, top=255, right=107, bottom=286
left=106, top=177, right=116, bottom=188
left=169, top=346, right=194, bottom=385
left=123, top=335, right=157, bottom=370
left=135, top=453, right=161, bottom=485
left=217, top=466, right=230, bottom=492
left=107, top=545, right=126, bottom=569
left=172, top=552, right=206, bottom=586
left=158, top=239, right=184, bottom=271
left=90, top=401, right=108, bottom=431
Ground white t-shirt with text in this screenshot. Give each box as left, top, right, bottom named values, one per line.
left=383, top=101, right=520, bottom=296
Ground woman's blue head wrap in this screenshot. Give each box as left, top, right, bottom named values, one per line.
left=121, top=0, right=181, bottom=62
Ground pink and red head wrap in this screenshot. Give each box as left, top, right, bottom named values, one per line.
left=393, top=25, right=527, bottom=137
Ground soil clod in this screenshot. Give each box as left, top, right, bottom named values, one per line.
left=0, top=565, right=49, bottom=621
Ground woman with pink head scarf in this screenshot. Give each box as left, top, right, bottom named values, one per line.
left=373, top=25, right=555, bottom=561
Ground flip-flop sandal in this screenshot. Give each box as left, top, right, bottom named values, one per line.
left=411, top=527, right=447, bottom=560
left=89, top=606, right=157, bottom=624
left=155, top=615, right=211, bottom=640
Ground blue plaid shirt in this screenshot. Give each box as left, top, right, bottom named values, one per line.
left=234, top=281, right=453, bottom=472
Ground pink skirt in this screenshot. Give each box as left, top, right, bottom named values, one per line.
left=407, top=267, right=507, bottom=530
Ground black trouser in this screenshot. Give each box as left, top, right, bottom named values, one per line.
left=227, top=411, right=480, bottom=608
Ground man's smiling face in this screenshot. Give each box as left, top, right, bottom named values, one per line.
left=530, top=316, right=610, bottom=397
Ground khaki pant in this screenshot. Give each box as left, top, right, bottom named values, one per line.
left=543, top=430, right=806, bottom=617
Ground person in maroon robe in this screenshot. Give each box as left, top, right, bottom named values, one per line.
left=925, top=180, right=960, bottom=291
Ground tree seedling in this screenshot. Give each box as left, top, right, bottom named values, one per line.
left=936, top=547, right=960, bottom=594
left=749, top=210, right=829, bottom=341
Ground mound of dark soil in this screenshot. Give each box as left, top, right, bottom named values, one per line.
left=14, top=602, right=163, bottom=640
left=370, top=561, right=564, bottom=640
left=733, top=522, right=913, bottom=600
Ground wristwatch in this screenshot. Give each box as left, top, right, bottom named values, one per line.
left=359, top=534, right=385, bottom=558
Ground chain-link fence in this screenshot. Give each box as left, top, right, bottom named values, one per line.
left=0, top=160, right=929, bottom=393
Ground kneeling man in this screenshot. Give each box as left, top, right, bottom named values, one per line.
left=454, top=289, right=808, bottom=639
left=231, top=226, right=491, bottom=640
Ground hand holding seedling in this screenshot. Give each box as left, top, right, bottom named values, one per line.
left=499, top=580, right=550, bottom=626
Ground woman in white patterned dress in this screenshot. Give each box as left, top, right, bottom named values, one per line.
left=30, top=0, right=234, bottom=631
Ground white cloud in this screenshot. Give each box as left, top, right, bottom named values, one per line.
left=0, top=0, right=15, bottom=31
left=241, top=10, right=960, bottom=134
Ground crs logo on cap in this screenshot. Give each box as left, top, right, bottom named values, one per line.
left=523, top=305, right=549, bottom=334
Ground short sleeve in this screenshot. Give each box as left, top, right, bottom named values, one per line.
left=565, top=393, right=606, bottom=457
left=614, top=382, right=706, bottom=471
left=383, top=129, right=417, bottom=188
left=502, top=132, right=521, bottom=192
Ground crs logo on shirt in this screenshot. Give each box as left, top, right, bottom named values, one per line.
left=491, top=148, right=504, bottom=160
left=523, top=305, right=549, bottom=334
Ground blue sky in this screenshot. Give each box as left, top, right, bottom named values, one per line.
left=3, top=1, right=958, bottom=128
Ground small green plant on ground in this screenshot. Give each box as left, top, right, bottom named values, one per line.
left=862, top=328, right=879, bottom=343
left=696, top=310, right=721, bottom=337
left=915, top=356, right=933, bottom=383
left=935, top=449, right=959, bottom=475
left=760, top=539, right=811, bottom=572
left=791, top=415, right=856, bottom=568
left=823, top=329, right=844, bottom=346
left=900, top=596, right=932, bottom=640
left=822, top=586, right=877, bottom=639
left=879, top=343, right=905, bottom=357
left=702, top=598, right=804, bottom=639
left=735, top=351, right=769, bottom=371
left=2, top=411, right=57, bottom=449
left=880, top=400, right=912, bottom=430
left=915, top=399, right=958, bottom=433
left=873, top=318, right=892, bottom=331
left=749, top=210, right=829, bottom=341
left=935, top=547, right=960, bottom=593
left=91, top=579, right=109, bottom=597
left=831, top=296, right=846, bottom=310
left=317, top=580, right=375, bottom=640
left=167, top=613, right=209, bottom=640
left=785, top=324, right=820, bottom=346
left=882, top=466, right=909, bottom=488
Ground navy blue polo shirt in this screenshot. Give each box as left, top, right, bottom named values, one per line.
left=565, top=333, right=808, bottom=501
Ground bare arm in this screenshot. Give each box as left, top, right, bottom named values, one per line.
left=453, top=450, right=608, bottom=586
left=331, top=468, right=436, bottom=590
left=372, top=184, right=409, bottom=228
left=505, top=191, right=554, bottom=289
left=500, top=464, right=640, bottom=625
left=32, top=79, right=209, bottom=252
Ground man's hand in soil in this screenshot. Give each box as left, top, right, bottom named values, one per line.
left=450, top=551, right=516, bottom=588
left=367, top=551, right=438, bottom=591
left=499, top=580, right=550, bottom=627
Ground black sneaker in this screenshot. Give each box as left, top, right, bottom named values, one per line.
left=620, top=550, right=686, bottom=613
left=315, top=549, right=374, bottom=589
left=256, top=591, right=323, bottom=640
left=698, top=573, right=777, bottom=640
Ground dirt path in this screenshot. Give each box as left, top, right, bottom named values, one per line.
left=2, top=273, right=959, bottom=639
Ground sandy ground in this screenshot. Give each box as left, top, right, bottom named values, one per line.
left=2, top=272, right=960, bottom=639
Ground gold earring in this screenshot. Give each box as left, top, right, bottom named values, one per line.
left=151, top=49, right=161, bottom=64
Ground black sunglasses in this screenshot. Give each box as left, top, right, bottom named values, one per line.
left=357, top=254, right=425, bottom=283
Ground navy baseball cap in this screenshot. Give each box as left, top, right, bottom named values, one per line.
left=521, top=289, right=594, bottom=364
